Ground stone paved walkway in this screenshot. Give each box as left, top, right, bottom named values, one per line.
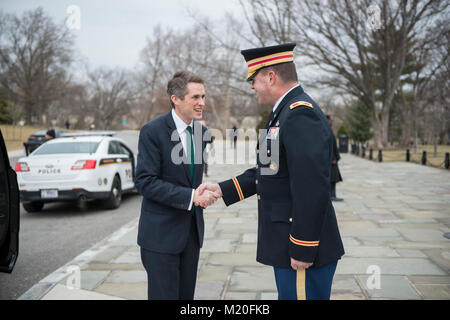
left=21, top=141, right=450, bottom=300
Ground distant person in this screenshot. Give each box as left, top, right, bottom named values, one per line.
left=232, top=125, right=237, bottom=149
left=45, top=129, right=56, bottom=140
left=65, top=120, right=70, bottom=129
left=326, top=115, right=343, bottom=201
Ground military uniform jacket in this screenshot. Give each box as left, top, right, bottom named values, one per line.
left=219, top=85, right=345, bottom=268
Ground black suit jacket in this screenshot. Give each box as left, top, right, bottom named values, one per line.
left=331, top=132, right=343, bottom=183
left=219, top=85, right=345, bottom=268
left=135, top=111, right=208, bottom=254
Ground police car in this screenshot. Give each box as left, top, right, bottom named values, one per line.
left=15, top=132, right=137, bottom=212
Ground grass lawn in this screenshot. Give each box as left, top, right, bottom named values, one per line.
left=0, top=125, right=78, bottom=152
left=0, top=125, right=46, bottom=152
left=358, top=145, right=450, bottom=169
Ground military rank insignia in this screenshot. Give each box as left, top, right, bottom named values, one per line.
left=290, top=101, right=313, bottom=110
left=266, top=127, right=280, bottom=140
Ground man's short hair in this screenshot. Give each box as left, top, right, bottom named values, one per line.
left=46, top=129, right=56, bottom=138
left=260, top=62, right=298, bottom=84
left=167, top=71, right=204, bottom=108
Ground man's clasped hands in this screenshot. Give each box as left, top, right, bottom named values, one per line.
left=193, top=182, right=222, bottom=208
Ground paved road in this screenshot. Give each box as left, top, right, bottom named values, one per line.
left=0, top=131, right=142, bottom=300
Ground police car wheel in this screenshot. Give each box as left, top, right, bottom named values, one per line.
left=103, top=175, right=122, bottom=209
left=23, top=201, right=44, bottom=213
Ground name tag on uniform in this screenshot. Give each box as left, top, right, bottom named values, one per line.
left=266, top=127, right=279, bottom=140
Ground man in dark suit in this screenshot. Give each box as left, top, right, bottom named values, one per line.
left=135, top=71, right=219, bottom=300
left=326, top=115, right=344, bottom=202
left=198, top=43, right=344, bottom=300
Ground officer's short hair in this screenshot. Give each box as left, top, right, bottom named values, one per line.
left=167, top=71, right=204, bottom=108
left=260, top=62, right=298, bottom=84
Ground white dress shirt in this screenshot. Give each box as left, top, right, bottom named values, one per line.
left=171, top=109, right=195, bottom=211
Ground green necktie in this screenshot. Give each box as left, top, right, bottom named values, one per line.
left=185, top=126, right=194, bottom=182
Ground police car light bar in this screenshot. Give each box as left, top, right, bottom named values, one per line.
left=62, top=131, right=116, bottom=137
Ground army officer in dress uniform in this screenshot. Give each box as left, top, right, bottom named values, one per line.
left=197, top=43, right=345, bottom=300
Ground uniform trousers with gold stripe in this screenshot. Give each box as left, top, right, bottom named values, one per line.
left=273, top=261, right=337, bottom=300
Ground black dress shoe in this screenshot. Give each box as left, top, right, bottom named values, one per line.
left=331, top=197, right=344, bottom=202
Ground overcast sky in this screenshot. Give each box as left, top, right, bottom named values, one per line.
left=0, top=0, right=242, bottom=69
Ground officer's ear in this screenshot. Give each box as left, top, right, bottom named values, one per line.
left=267, top=70, right=277, bottom=86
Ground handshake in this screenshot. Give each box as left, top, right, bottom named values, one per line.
left=193, top=182, right=222, bottom=208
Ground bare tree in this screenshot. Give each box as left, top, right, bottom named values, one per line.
left=0, top=7, right=75, bottom=125
left=134, top=26, right=173, bottom=126
left=49, top=82, right=91, bottom=129
left=190, top=17, right=248, bottom=130
left=138, top=21, right=252, bottom=131
left=238, top=0, right=295, bottom=46
left=238, top=0, right=448, bottom=147
left=87, top=67, right=135, bottom=130
left=392, top=12, right=449, bottom=150
left=183, top=14, right=262, bottom=130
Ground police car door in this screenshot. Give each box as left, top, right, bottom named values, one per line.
left=118, top=143, right=134, bottom=190
left=0, top=130, right=20, bottom=273
left=108, top=141, right=131, bottom=191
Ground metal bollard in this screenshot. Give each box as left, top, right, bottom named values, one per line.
left=445, top=152, right=449, bottom=169
left=406, top=149, right=410, bottom=162
left=378, top=149, right=383, bottom=162
left=369, top=148, right=373, bottom=160
left=421, top=151, right=427, bottom=165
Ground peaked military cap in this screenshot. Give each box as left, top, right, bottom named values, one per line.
left=241, top=42, right=296, bottom=81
